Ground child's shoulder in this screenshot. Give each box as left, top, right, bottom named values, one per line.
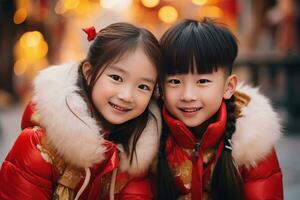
left=232, top=83, right=283, bottom=168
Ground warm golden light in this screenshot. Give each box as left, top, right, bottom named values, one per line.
left=100, top=0, right=132, bottom=11
left=16, top=31, right=48, bottom=61
left=192, top=0, right=208, bottom=6
left=74, top=0, right=92, bottom=15
left=197, top=6, right=223, bottom=18
left=13, top=8, right=27, bottom=24
left=141, top=0, right=160, bottom=8
left=20, top=31, right=43, bottom=48
left=64, top=0, right=80, bottom=10
left=14, top=59, right=27, bottom=76
left=158, top=5, right=178, bottom=24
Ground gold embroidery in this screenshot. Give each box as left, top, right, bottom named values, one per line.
left=38, top=136, right=83, bottom=199
left=171, top=160, right=193, bottom=189
left=58, top=165, right=83, bottom=189
left=40, top=137, right=67, bottom=174
left=203, top=148, right=215, bottom=165
left=234, top=91, right=251, bottom=118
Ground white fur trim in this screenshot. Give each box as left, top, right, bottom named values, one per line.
left=33, top=63, right=106, bottom=168
left=119, top=102, right=162, bottom=175
left=33, top=63, right=161, bottom=173
left=232, top=83, right=283, bottom=168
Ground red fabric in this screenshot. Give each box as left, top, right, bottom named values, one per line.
left=82, top=26, right=97, bottom=41
left=0, top=103, right=153, bottom=199
left=21, top=102, right=36, bottom=129
left=163, top=101, right=227, bottom=198
left=0, top=129, right=54, bottom=200
left=242, top=149, right=283, bottom=200
left=163, top=101, right=283, bottom=199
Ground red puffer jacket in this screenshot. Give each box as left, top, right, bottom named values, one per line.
left=0, top=63, right=161, bottom=200
left=163, top=84, right=283, bottom=200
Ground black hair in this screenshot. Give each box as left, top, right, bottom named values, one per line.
left=157, top=18, right=243, bottom=200
left=159, top=18, right=238, bottom=78
left=76, top=22, right=161, bottom=164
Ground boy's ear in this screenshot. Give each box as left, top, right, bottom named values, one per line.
left=82, top=62, right=92, bottom=84
left=223, top=74, right=237, bottom=99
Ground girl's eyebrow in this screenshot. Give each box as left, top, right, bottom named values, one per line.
left=142, top=77, right=156, bottom=85
left=109, top=65, right=127, bottom=74
left=109, top=65, right=156, bottom=85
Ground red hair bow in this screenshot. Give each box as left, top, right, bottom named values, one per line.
left=82, top=26, right=97, bottom=41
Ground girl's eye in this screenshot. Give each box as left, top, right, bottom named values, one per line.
left=168, top=79, right=181, bottom=85
left=197, top=79, right=210, bottom=84
left=138, top=84, right=150, bottom=91
left=109, top=75, right=122, bottom=82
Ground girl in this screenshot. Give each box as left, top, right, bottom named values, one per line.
left=0, top=22, right=162, bottom=200
left=156, top=18, right=283, bottom=200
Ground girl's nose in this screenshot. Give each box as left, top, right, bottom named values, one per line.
left=117, top=87, right=134, bottom=103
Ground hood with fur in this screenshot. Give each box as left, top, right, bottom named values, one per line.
left=232, top=84, right=283, bottom=168
left=32, top=63, right=161, bottom=175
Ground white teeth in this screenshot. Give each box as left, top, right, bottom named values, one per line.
left=181, top=108, right=200, bottom=112
left=110, top=103, right=129, bottom=111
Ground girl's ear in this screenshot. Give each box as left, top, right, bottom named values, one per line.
left=82, top=62, right=92, bottom=84
left=223, top=74, right=237, bottom=99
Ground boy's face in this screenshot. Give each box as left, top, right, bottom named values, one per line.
left=84, top=47, right=157, bottom=125
left=163, top=68, right=236, bottom=128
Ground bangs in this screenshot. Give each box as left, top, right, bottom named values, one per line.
left=160, top=19, right=238, bottom=77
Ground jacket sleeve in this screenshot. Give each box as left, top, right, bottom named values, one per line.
left=118, top=177, right=153, bottom=200
left=0, top=128, right=54, bottom=200
left=242, top=149, right=283, bottom=200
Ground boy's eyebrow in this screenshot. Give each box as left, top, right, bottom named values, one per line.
left=109, top=65, right=156, bottom=84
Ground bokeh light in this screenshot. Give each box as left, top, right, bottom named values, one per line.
left=13, top=8, right=27, bottom=24
left=141, top=0, right=160, bottom=8
left=158, top=5, right=178, bottom=24
left=100, top=0, right=132, bottom=11
left=192, top=0, right=208, bottom=6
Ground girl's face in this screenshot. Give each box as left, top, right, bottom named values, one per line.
left=163, top=68, right=236, bottom=128
left=86, top=47, right=157, bottom=125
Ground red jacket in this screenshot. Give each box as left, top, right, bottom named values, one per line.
left=0, top=63, right=161, bottom=200
left=163, top=84, right=283, bottom=200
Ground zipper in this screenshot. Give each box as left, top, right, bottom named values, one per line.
left=194, top=139, right=201, bottom=160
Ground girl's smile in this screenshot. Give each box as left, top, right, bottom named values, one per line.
left=85, top=47, right=157, bottom=125
left=108, top=102, right=132, bottom=113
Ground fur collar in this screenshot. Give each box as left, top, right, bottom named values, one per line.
left=33, top=63, right=161, bottom=175
left=232, top=84, right=283, bottom=168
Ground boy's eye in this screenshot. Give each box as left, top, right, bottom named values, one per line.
left=168, top=79, right=181, bottom=85
left=197, top=79, right=210, bottom=84
left=138, top=84, right=150, bottom=91
left=109, top=75, right=122, bottom=82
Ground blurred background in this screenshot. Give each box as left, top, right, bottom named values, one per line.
left=0, top=0, right=299, bottom=199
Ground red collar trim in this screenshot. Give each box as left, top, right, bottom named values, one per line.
left=163, top=101, right=227, bottom=150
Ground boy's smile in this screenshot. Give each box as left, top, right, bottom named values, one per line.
left=163, top=68, right=236, bottom=128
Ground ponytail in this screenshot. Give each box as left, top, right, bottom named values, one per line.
left=211, top=96, right=244, bottom=200
left=156, top=105, right=178, bottom=200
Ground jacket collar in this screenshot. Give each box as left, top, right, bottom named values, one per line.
left=163, top=101, right=227, bottom=151
left=31, top=63, right=161, bottom=175
left=163, top=83, right=283, bottom=168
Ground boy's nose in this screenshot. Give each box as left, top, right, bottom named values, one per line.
left=180, top=86, right=197, bottom=101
